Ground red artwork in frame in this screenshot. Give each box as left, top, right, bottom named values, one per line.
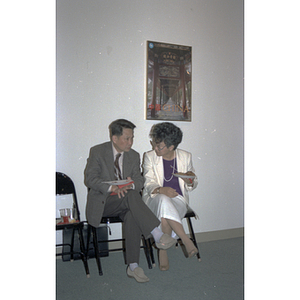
left=146, top=41, right=192, bottom=121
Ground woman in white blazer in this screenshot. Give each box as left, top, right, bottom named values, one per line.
left=142, top=122, right=198, bottom=271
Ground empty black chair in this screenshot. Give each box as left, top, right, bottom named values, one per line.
left=56, top=172, right=90, bottom=277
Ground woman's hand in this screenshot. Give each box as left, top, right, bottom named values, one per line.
left=180, top=171, right=196, bottom=185
left=160, top=187, right=178, bottom=198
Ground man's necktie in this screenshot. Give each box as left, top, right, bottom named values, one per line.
left=114, top=153, right=122, bottom=180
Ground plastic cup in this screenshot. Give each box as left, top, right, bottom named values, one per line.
left=59, top=208, right=71, bottom=223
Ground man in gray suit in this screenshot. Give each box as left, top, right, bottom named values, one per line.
left=84, top=119, right=176, bottom=282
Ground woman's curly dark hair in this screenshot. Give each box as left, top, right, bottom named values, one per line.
left=149, top=122, right=183, bottom=150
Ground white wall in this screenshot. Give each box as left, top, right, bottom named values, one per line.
left=56, top=0, right=244, bottom=235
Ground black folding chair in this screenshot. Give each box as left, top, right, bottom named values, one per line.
left=180, top=209, right=201, bottom=261
left=56, top=172, right=90, bottom=277
left=148, top=208, right=201, bottom=266
left=86, top=216, right=153, bottom=276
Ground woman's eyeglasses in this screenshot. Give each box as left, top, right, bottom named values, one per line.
left=151, top=141, right=167, bottom=151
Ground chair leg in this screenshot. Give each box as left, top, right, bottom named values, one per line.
left=91, top=226, right=103, bottom=276
left=142, top=236, right=152, bottom=269
left=77, top=224, right=90, bottom=277
left=70, top=228, right=75, bottom=261
left=186, top=217, right=201, bottom=261
left=86, top=224, right=91, bottom=259
left=147, top=238, right=156, bottom=267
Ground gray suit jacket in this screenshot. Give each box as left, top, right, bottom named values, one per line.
left=84, top=141, right=144, bottom=227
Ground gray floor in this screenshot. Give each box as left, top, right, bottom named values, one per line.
left=56, top=237, right=244, bottom=300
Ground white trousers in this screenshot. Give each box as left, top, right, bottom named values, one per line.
left=147, top=194, right=188, bottom=238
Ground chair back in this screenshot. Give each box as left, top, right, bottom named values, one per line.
left=56, top=172, right=80, bottom=221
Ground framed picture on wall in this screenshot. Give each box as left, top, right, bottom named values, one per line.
left=146, top=41, right=192, bottom=121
